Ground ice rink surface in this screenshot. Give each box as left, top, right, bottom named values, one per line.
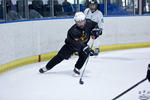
left=0, top=48, right=150, bottom=100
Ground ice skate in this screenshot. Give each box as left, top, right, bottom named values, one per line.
left=93, top=48, right=100, bottom=56
left=73, top=68, right=80, bottom=77
left=39, top=67, right=48, bottom=73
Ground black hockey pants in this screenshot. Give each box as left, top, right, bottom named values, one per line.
left=46, top=44, right=88, bottom=70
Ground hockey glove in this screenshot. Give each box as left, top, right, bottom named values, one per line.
left=91, top=28, right=102, bottom=39
left=146, top=64, right=150, bottom=82
left=83, top=46, right=94, bottom=56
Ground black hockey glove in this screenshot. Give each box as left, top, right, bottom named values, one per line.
left=146, top=64, right=150, bottom=82
left=91, top=28, right=102, bottom=39
left=83, top=46, right=94, bottom=56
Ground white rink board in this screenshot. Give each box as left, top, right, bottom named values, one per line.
left=0, top=16, right=150, bottom=66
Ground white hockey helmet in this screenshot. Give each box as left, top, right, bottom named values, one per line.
left=74, top=12, right=86, bottom=22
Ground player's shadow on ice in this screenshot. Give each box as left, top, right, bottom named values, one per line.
left=42, top=70, right=90, bottom=77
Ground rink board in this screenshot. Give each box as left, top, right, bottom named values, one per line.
left=0, top=42, right=150, bottom=74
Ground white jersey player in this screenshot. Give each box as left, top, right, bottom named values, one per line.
left=84, top=0, right=104, bottom=56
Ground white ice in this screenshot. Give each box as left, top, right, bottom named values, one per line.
left=0, top=48, right=150, bottom=100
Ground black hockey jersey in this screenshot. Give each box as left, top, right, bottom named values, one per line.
left=65, top=19, right=98, bottom=51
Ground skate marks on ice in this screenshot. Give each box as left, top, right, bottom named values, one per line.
left=97, top=48, right=150, bottom=61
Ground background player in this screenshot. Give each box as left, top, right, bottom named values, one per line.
left=84, top=0, right=104, bottom=56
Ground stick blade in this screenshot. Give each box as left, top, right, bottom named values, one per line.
left=79, top=78, right=84, bottom=85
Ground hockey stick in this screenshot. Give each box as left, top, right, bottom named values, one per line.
left=112, top=77, right=147, bottom=100
left=79, top=36, right=95, bottom=85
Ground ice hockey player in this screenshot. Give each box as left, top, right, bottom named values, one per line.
left=84, top=0, right=104, bottom=56
left=39, top=12, right=102, bottom=76
left=147, top=64, right=150, bottom=82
